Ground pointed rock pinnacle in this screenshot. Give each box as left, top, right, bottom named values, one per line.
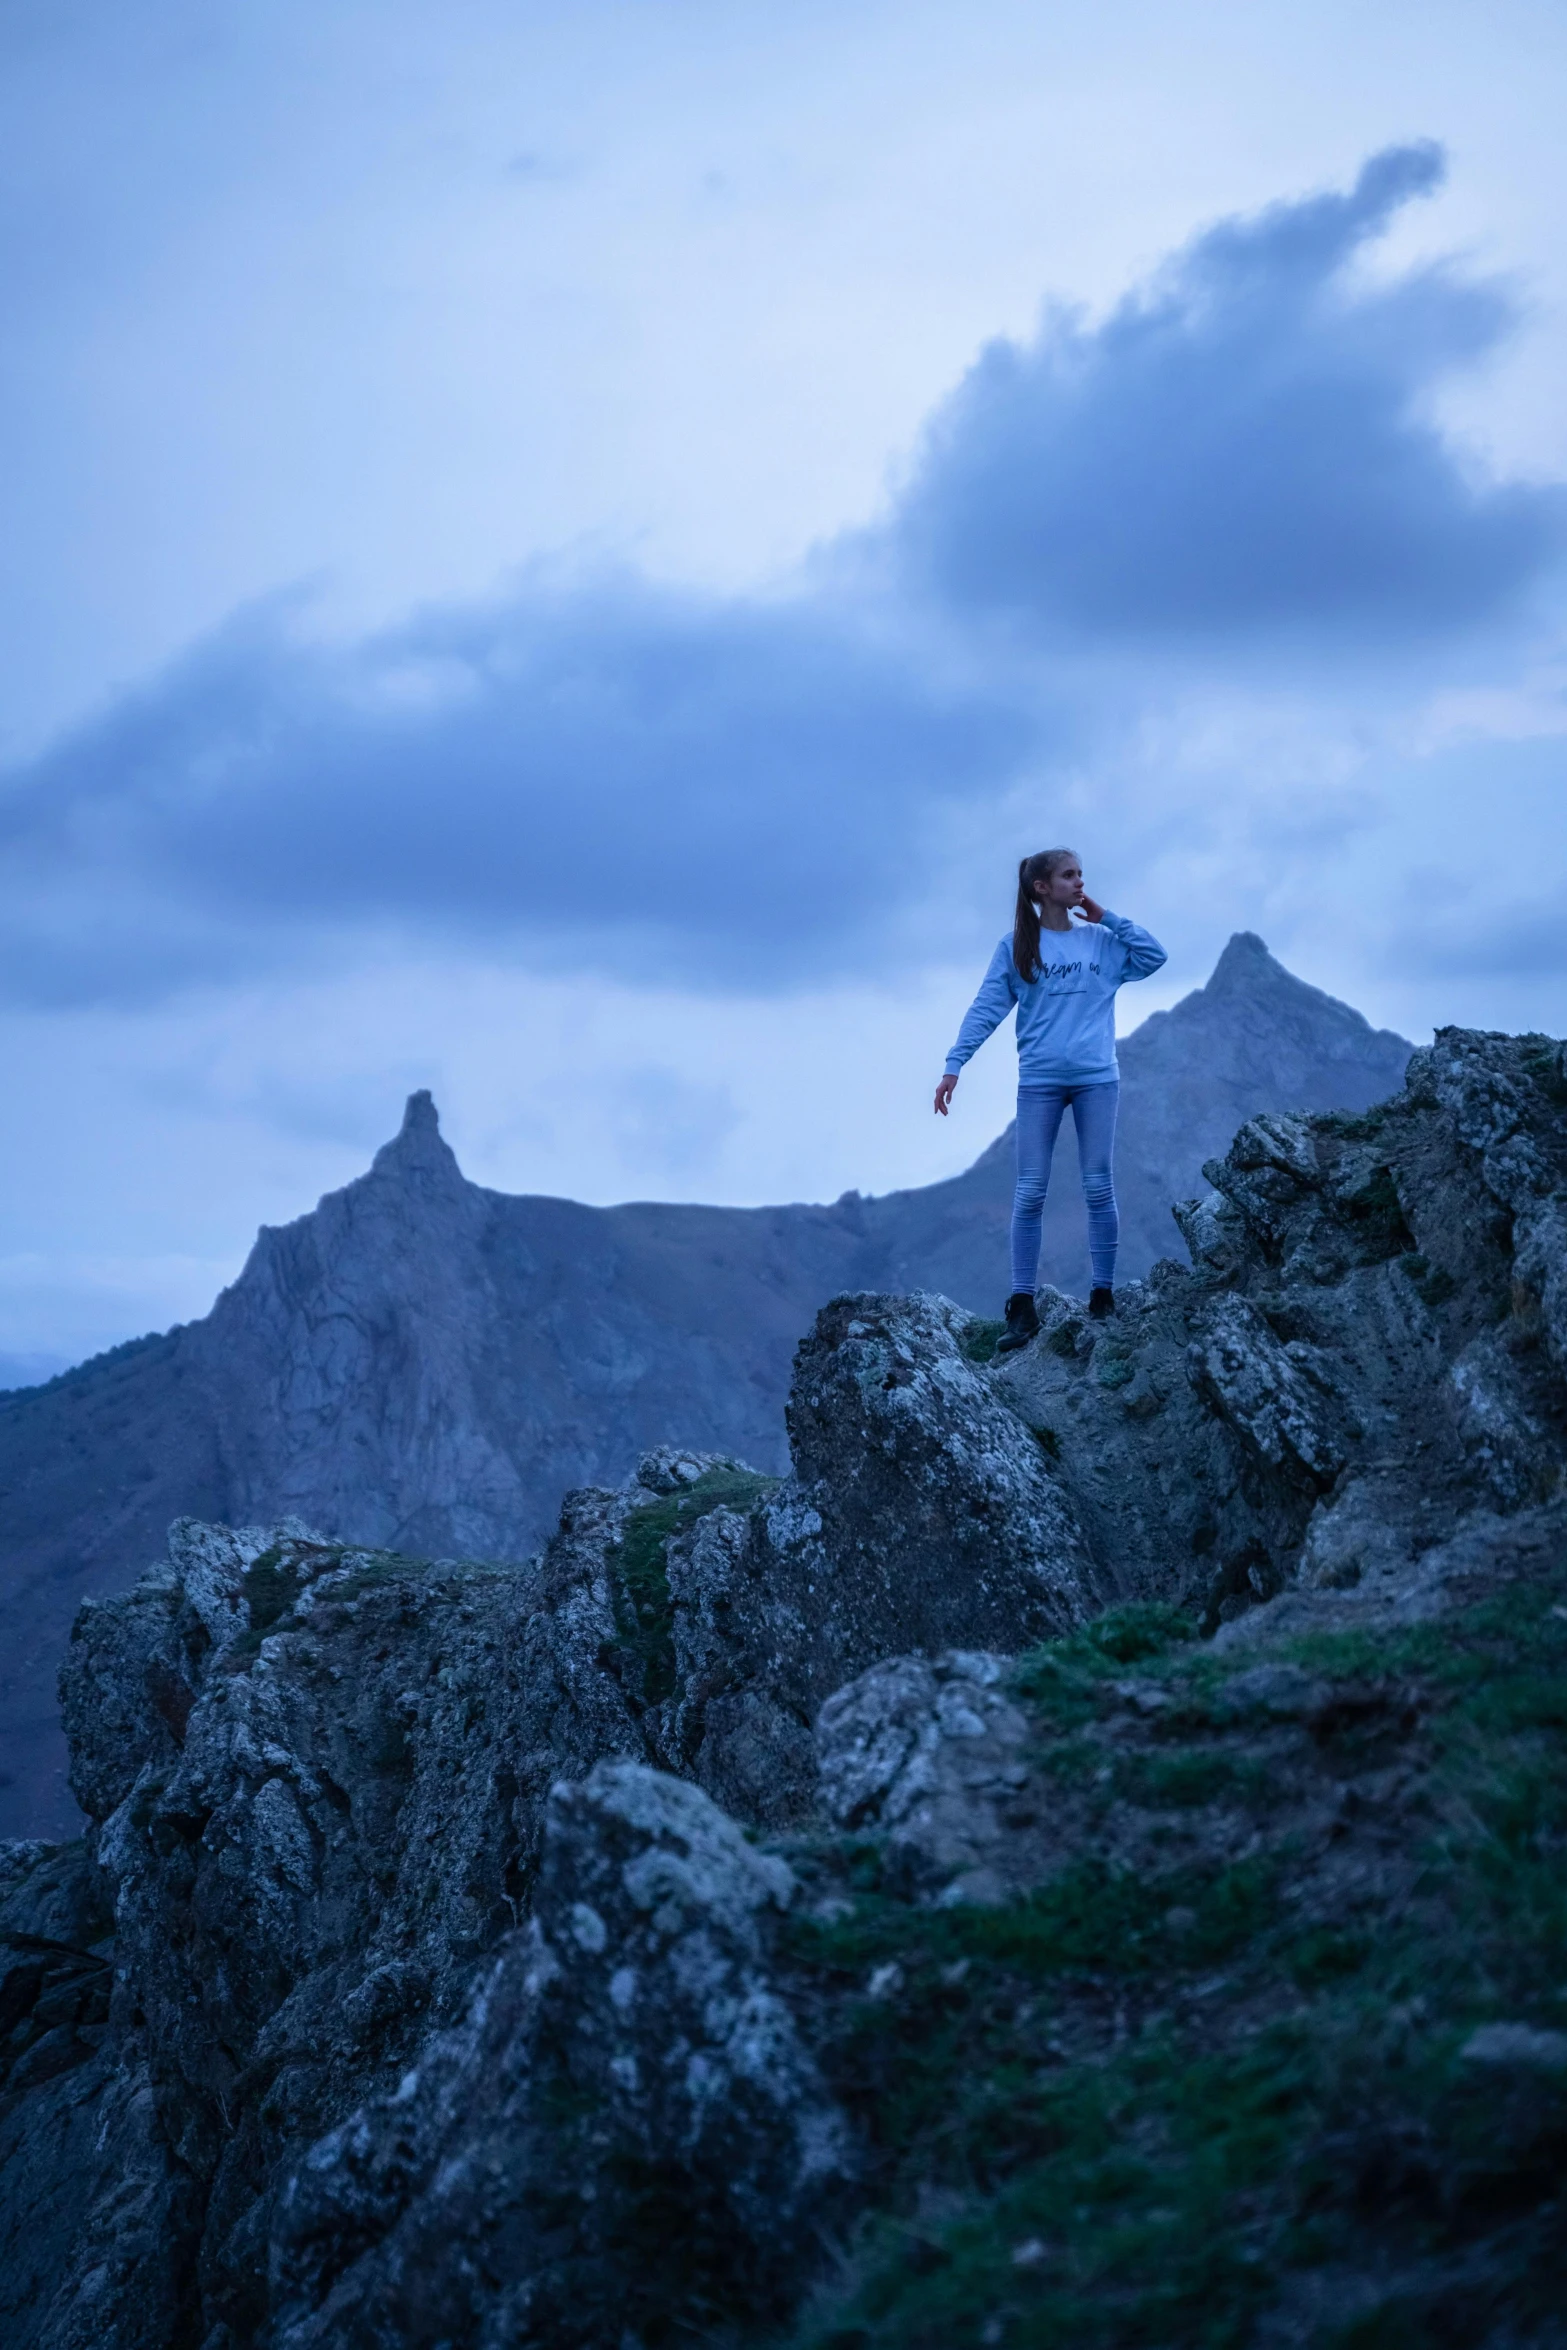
left=370, top=1090, right=464, bottom=1186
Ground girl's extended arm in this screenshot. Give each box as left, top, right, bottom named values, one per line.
left=936, top=942, right=1018, bottom=1113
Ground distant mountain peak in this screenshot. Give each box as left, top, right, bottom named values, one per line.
left=1207, top=931, right=1285, bottom=991
left=1196, top=933, right=1407, bottom=1055
left=370, top=1089, right=464, bottom=1187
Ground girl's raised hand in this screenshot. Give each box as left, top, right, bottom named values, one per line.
left=934, top=1073, right=958, bottom=1116
left=1074, top=890, right=1105, bottom=924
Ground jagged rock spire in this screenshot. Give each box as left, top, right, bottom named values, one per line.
left=369, top=1089, right=465, bottom=1187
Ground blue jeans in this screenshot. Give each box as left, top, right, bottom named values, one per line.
left=1011, top=1080, right=1120, bottom=1295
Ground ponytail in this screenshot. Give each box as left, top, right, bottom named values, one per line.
left=1013, top=860, right=1043, bottom=985
left=1013, top=847, right=1078, bottom=982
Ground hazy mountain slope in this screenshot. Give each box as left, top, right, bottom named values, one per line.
left=0, top=934, right=1407, bottom=1834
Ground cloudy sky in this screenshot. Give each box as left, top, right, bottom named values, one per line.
left=3, top=0, right=1566, bottom=1380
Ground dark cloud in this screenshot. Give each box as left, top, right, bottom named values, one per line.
left=0, top=580, right=1035, bottom=1001
left=891, top=144, right=1567, bottom=641
left=2, top=146, right=1562, bottom=1007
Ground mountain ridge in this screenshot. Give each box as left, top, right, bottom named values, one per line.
left=0, top=933, right=1409, bottom=1836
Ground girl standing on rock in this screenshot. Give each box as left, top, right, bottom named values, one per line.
left=935, top=850, right=1166, bottom=1352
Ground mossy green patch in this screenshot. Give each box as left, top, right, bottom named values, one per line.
left=1286, top=1925, right=1376, bottom=1989
left=224, top=1546, right=317, bottom=1660
left=1314, top=1105, right=1388, bottom=1141
left=793, top=2017, right=1351, bottom=2350
left=242, top=1547, right=300, bottom=1634
left=607, top=1465, right=779, bottom=1705
left=1082, top=1603, right=1195, bottom=1666
left=1010, top=1603, right=1195, bottom=1728
left=794, top=1849, right=1276, bottom=1987
left=226, top=1543, right=439, bottom=1659
left=1111, top=1746, right=1270, bottom=1810
left=961, top=1319, right=1007, bottom=1366
left=785, top=1563, right=1567, bottom=2349
left=323, top=1549, right=430, bottom=1601
left=1517, top=1034, right=1567, bottom=1106
left=1337, top=1163, right=1409, bottom=1252
left=1036, top=1736, right=1107, bottom=1790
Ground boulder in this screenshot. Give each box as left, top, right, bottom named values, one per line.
left=269, top=1760, right=852, bottom=2350
left=816, top=1649, right=1043, bottom=1904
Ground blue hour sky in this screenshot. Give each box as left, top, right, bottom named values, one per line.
left=2, top=0, right=1566, bottom=1376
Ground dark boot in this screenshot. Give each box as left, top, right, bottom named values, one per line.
left=1088, top=1286, right=1114, bottom=1320
left=995, top=1291, right=1041, bottom=1353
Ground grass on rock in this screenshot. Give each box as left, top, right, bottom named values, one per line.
left=782, top=1568, right=1567, bottom=2349
left=961, top=1320, right=1008, bottom=1366
left=607, top=1465, right=780, bottom=1705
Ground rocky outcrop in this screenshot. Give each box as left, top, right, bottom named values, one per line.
left=3, top=1024, right=1565, bottom=2348
left=637, top=1293, right=1099, bottom=1825
left=986, top=1029, right=1567, bottom=1637
left=270, top=1761, right=851, bottom=2350
left=0, top=933, right=1409, bottom=1839
left=6, top=1304, right=1098, bottom=2343
left=0, top=1837, right=189, bottom=2350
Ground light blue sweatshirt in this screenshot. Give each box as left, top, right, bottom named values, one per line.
left=944, top=912, right=1168, bottom=1087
